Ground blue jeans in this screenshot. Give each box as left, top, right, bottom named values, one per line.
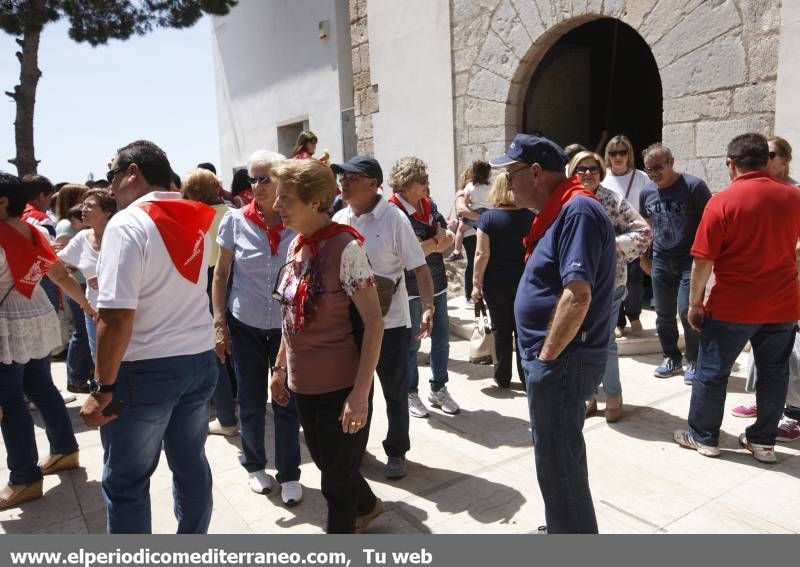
left=65, top=288, right=93, bottom=387
left=100, top=350, right=217, bottom=534
left=227, top=313, right=301, bottom=481
left=602, top=286, right=626, bottom=396
left=618, top=259, right=643, bottom=327
left=85, top=316, right=97, bottom=364
left=689, top=318, right=796, bottom=446
left=651, top=254, right=699, bottom=363
left=407, top=293, right=450, bottom=393
left=523, top=355, right=603, bottom=533
left=0, top=356, right=79, bottom=485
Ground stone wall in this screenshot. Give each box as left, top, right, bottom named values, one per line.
left=349, top=0, right=378, bottom=155
left=451, top=0, right=782, bottom=191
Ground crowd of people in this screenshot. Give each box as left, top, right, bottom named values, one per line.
left=0, top=125, right=798, bottom=535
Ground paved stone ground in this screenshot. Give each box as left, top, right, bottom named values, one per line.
left=1, top=300, right=798, bottom=534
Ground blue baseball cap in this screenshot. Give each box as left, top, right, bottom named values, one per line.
left=490, top=134, right=567, bottom=172
left=331, top=156, right=383, bottom=186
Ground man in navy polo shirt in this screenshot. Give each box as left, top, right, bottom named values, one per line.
left=491, top=134, right=615, bottom=533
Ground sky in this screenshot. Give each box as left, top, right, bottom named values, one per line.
left=0, top=16, right=220, bottom=184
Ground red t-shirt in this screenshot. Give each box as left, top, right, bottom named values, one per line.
left=691, top=171, right=800, bottom=323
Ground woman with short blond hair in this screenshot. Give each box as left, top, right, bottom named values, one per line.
left=471, top=173, right=535, bottom=389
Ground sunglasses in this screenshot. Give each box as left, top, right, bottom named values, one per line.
left=417, top=175, right=429, bottom=185
left=106, top=163, right=128, bottom=183
left=338, top=172, right=369, bottom=182
left=505, top=164, right=529, bottom=184
left=769, top=151, right=782, bottom=160
left=575, top=165, right=601, bottom=175
left=249, top=175, right=272, bottom=186
left=608, top=149, right=628, bottom=158
left=644, top=162, right=668, bottom=174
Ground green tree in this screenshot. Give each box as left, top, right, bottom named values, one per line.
left=0, top=0, right=237, bottom=177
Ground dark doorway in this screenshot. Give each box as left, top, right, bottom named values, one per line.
left=523, top=18, right=662, bottom=167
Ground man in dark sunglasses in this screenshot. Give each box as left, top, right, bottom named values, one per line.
left=639, top=144, right=711, bottom=384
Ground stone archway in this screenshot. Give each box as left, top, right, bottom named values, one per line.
left=451, top=0, right=779, bottom=190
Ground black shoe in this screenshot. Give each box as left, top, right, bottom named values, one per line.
left=66, top=382, right=91, bottom=394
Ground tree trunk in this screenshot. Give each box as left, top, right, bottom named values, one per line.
left=6, top=0, right=45, bottom=177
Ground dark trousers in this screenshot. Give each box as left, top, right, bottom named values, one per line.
left=617, top=259, right=643, bottom=327
left=65, top=285, right=93, bottom=387
left=0, top=356, right=79, bottom=485
left=652, top=254, right=699, bottom=364
left=483, top=277, right=523, bottom=386
left=689, top=318, right=796, bottom=446
left=375, top=326, right=411, bottom=457
left=463, top=235, right=477, bottom=299
left=523, top=355, right=603, bottom=534
left=227, top=313, right=301, bottom=481
left=294, top=387, right=377, bottom=533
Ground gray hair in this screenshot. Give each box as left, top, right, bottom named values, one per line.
left=642, top=143, right=673, bottom=161
left=246, top=150, right=285, bottom=175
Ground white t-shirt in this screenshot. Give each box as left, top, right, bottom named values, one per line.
left=96, top=192, right=214, bottom=361
left=333, top=196, right=427, bottom=329
left=464, top=182, right=492, bottom=210
left=602, top=169, right=650, bottom=214
left=57, top=229, right=100, bottom=307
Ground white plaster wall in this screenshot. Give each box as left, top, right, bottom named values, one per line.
left=775, top=0, right=800, bottom=179
left=367, top=0, right=457, bottom=212
left=212, top=0, right=350, bottom=182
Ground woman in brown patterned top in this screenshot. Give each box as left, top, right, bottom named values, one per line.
left=270, top=159, right=385, bottom=534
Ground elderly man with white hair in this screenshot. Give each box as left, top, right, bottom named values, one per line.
left=211, top=149, right=303, bottom=506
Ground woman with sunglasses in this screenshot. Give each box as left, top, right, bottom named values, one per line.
left=568, top=152, right=651, bottom=422
left=767, top=136, right=797, bottom=185
left=603, top=135, right=651, bottom=338
left=270, top=158, right=384, bottom=534
left=211, top=150, right=304, bottom=506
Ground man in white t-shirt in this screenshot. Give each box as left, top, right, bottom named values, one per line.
left=80, top=140, right=217, bottom=534
left=332, top=156, right=434, bottom=480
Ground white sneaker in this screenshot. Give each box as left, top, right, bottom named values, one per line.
left=408, top=393, right=429, bottom=418
left=59, top=390, right=76, bottom=404
left=739, top=433, right=777, bottom=464
left=208, top=418, right=239, bottom=437
left=428, top=387, right=460, bottom=415
left=248, top=470, right=274, bottom=494
left=280, top=481, right=303, bottom=506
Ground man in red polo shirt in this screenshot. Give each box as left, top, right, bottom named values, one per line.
left=674, top=133, right=800, bottom=464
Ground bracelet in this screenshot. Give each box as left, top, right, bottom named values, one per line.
left=271, top=365, right=287, bottom=375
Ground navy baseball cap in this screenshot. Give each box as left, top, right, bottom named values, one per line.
left=331, top=156, right=383, bottom=186
left=490, top=134, right=567, bottom=172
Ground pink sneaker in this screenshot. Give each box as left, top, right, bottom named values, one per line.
left=731, top=400, right=757, bottom=418
left=776, top=416, right=800, bottom=442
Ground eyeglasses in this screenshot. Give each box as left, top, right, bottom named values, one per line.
left=644, top=162, right=668, bottom=174
left=249, top=175, right=272, bottom=186
left=575, top=165, right=601, bottom=175
left=338, top=172, right=368, bottom=182
left=608, top=149, right=628, bottom=158
left=106, top=163, right=128, bottom=183
left=505, top=164, right=529, bottom=184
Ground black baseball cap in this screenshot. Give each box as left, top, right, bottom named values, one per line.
left=490, top=134, right=567, bottom=172
left=330, top=156, right=383, bottom=186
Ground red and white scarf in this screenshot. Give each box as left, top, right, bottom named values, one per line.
left=138, top=200, right=215, bottom=284
left=290, top=223, right=364, bottom=332
left=523, top=176, right=598, bottom=262
left=242, top=200, right=284, bottom=256
left=0, top=222, right=57, bottom=298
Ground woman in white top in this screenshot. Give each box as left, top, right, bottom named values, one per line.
left=603, top=135, right=651, bottom=337
left=57, top=189, right=116, bottom=374
left=0, top=172, right=95, bottom=510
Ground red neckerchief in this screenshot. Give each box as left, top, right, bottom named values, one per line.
left=388, top=194, right=433, bottom=226
left=291, top=223, right=365, bottom=332
left=242, top=201, right=284, bottom=256
left=523, top=176, right=599, bottom=262
left=138, top=200, right=215, bottom=284
left=20, top=203, right=49, bottom=224
left=0, top=222, right=57, bottom=298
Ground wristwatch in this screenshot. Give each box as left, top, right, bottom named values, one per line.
left=88, top=378, right=116, bottom=394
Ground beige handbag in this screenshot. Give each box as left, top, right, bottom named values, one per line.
left=469, top=300, right=496, bottom=365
